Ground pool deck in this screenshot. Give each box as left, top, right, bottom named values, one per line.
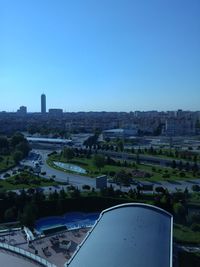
left=0, top=228, right=90, bottom=267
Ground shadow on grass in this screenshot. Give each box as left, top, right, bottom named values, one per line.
left=166, top=180, right=181, bottom=185
left=150, top=180, right=162, bottom=185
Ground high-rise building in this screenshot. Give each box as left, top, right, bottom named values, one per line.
left=41, top=93, right=46, bottom=114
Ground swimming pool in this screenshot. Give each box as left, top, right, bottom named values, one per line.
left=35, top=212, right=100, bottom=233
left=53, top=162, right=87, bottom=174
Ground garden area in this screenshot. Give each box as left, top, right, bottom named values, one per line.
left=47, top=148, right=200, bottom=183
left=174, top=223, right=200, bottom=244
left=0, top=171, right=64, bottom=190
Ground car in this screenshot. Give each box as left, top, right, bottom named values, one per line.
left=35, top=187, right=44, bottom=193
left=108, top=179, right=115, bottom=184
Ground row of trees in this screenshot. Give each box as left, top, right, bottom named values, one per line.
left=0, top=133, right=30, bottom=164
left=1, top=183, right=200, bottom=231
left=83, top=137, right=199, bottom=163
left=171, top=160, right=199, bottom=172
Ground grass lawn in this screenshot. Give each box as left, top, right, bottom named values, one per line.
left=174, top=224, right=200, bottom=244
left=136, top=164, right=197, bottom=181
left=47, top=154, right=197, bottom=182
left=188, top=193, right=200, bottom=205
left=0, top=155, right=15, bottom=172
left=47, top=156, right=128, bottom=177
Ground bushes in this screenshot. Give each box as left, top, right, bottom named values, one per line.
left=155, top=186, right=166, bottom=194
left=191, top=214, right=200, bottom=224
left=162, top=173, right=170, bottom=178
left=191, top=223, right=200, bottom=232
left=82, top=184, right=91, bottom=190
left=179, top=172, right=186, bottom=177
left=192, top=185, right=200, bottom=192
left=109, top=171, right=116, bottom=177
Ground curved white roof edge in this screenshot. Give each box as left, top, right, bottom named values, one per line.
left=101, top=203, right=173, bottom=218
left=66, top=203, right=173, bottom=267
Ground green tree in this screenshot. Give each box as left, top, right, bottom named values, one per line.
left=0, top=136, right=9, bottom=154
left=27, top=125, right=38, bottom=135
left=70, top=188, right=80, bottom=198
left=4, top=207, right=16, bottom=222
left=20, top=203, right=37, bottom=229
left=13, top=150, right=23, bottom=163
left=63, top=148, right=74, bottom=160
left=83, top=134, right=99, bottom=149
left=192, top=184, right=200, bottom=192
left=16, top=141, right=30, bottom=157
left=10, top=133, right=25, bottom=148
left=191, top=214, right=200, bottom=224
left=136, top=152, right=140, bottom=164
left=117, top=140, right=124, bottom=152
left=93, top=154, right=105, bottom=170
left=173, top=202, right=186, bottom=223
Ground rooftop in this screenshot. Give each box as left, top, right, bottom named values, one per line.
left=27, top=137, right=72, bottom=144
left=67, top=203, right=173, bottom=267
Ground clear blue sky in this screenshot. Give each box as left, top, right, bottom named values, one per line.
left=0, top=0, right=200, bottom=112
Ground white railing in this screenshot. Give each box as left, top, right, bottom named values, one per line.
left=0, top=242, right=57, bottom=267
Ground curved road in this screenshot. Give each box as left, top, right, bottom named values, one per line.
left=29, top=150, right=96, bottom=189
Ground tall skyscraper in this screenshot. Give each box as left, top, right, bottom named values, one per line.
left=41, top=93, right=46, bottom=114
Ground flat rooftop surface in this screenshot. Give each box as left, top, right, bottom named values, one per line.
left=0, top=250, right=41, bottom=267
left=68, top=204, right=172, bottom=267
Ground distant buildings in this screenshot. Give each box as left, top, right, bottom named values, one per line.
left=164, top=118, right=196, bottom=136
left=103, top=127, right=138, bottom=140
left=41, top=94, right=46, bottom=114
left=0, top=105, right=199, bottom=137
left=48, top=108, right=63, bottom=117
left=17, top=106, right=27, bottom=116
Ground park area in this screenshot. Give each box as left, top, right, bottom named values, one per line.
left=47, top=148, right=200, bottom=184
left=0, top=171, right=64, bottom=190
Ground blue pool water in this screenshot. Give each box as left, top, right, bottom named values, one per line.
left=35, top=212, right=100, bottom=233
left=53, top=161, right=87, bottom=174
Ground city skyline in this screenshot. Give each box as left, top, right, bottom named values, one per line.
left=1, top=0, right=200, bottom=112
left=1, top=92, right=200, bottom=113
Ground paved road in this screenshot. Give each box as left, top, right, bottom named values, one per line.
left=24, top=149, right=96, bottom=189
